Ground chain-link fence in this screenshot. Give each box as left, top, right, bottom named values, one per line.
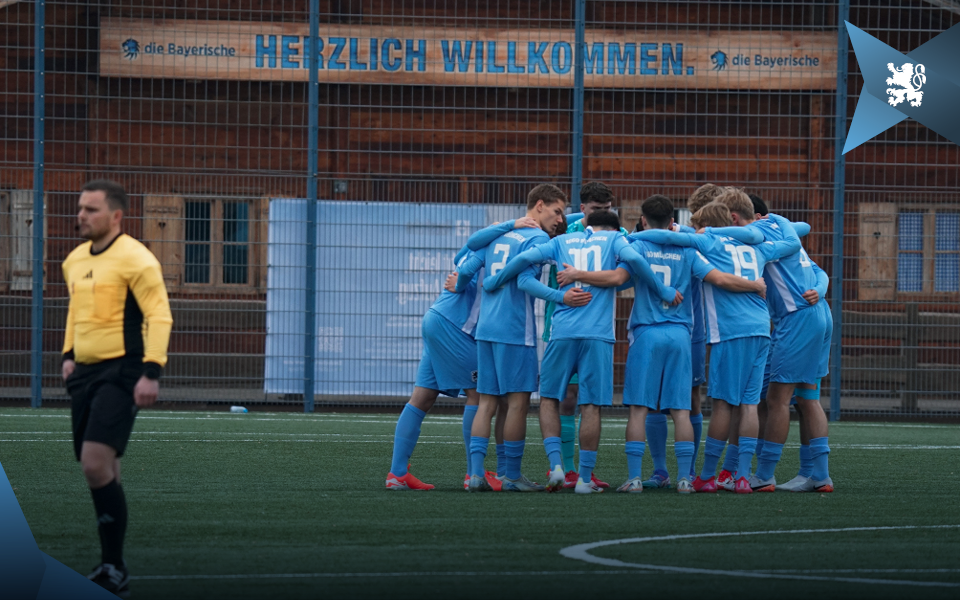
left=1, top=1, right=957, bottom=418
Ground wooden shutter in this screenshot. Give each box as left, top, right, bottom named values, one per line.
left=0, top=191, right=9, bottom=292
left=10, top=190, right=46, bottom=291
left=256, top=196, right=271, bottom=290
left=143, top=195, right=184, bottom=291
left=858, top=202, right=897, bottom=301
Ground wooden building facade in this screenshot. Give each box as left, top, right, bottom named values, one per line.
left=1, top=1, right=958, bottom=408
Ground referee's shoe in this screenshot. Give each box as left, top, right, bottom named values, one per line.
left=88, top=562, right=130, bottom=598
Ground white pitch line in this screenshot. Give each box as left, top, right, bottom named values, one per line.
left=2, top=412, right=957, bottom=429
left=2, top=435, right=959, bottom=450
left=130, top=569, right=650, bottom=581
left=123, top=566, right=960, bottom=582
left=560, top=525, right=960, bottom=588
left=762, top=568, right=960, bottom=574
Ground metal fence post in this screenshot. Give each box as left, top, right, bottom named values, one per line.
left=304, top=0, right=320, bottom=412
left=31, top=0, right=46, bottom=409
left=830, top=2, right=850, bottom=422
left=571, top=0, right=585, bottom=210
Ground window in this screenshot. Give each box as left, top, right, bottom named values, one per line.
left=143, top=195, right=267, bottom=293
left=859, top=202, right=960, bottom=300
left=896, top=210, right=959, bottom=294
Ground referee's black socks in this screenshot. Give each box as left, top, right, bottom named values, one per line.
left=91, top=479, right=127, bottom=566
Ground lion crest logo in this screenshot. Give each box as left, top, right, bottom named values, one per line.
left=122, top=38, right=140, bottom=61
left=711, top=50, right=727, bottom=71
left=886, top=62, right=926, bottom=107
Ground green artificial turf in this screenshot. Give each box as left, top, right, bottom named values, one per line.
left=1, top=408, right=958, bottom=599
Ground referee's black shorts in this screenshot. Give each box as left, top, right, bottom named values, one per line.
left=66, top=357, right=143, bottom=460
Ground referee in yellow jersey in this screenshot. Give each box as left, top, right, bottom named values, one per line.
left=61, top=180, right=173, bottom=597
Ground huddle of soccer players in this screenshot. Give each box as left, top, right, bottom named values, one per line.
left=386, top=181, right=834, bottom=494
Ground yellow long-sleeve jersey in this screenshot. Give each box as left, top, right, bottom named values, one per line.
left=62, top=233, right=173, bottom=378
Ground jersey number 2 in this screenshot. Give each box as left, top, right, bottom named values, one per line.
left=490, top=244, right=511, bottom=277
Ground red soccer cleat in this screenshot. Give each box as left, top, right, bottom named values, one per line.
left=735, top=477, right=753, bottom=494
left=463, top=474, right=470, bottom=490
left=693, top=475, right=718, bottom=493
left=591, top=473, right=610, bottom=489
left=717, top=469, right=736, bottom=492
left=564, top=470, right=578, bottom=489
left=385, top=471, right=435, bottom=490
left=485, top=471, right=503, bottom=492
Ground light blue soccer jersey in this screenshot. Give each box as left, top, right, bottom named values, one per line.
left=456, top=228, right=560, bottom=346
left=429, top=250, right=483, bottom=338
left=624, top=240, right=716, bottom=334
left=533, top=230, right=632, bottom=342
left=484, top=228, right=676, bottom=343
left=751, top=216, right=828, bottom=321
left=678, top=224, right=707, bottom=343
left=631, top=228, right=800, bottom=343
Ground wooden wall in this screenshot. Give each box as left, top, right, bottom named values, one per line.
left=2, top=1, right=959, bottom=372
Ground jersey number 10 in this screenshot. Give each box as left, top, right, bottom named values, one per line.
left=567, top=245, right=602, bottom=271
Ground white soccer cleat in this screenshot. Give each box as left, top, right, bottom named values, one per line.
left=467, top=474, right=492, bottom=492
left=616, top=477, right=644, bottom=493
left=546, top=466, right=566, bottom=492
left=575, top=477, right=604, bottom=494
left=748, top=474, right=776, bottom=493
left=676, top=477, right=696, bottom=494
left=776, top=475, right=815, bottom=493
left=502, top=474, right=545, bottom=492
left=812, top=476, right=834, bottom=493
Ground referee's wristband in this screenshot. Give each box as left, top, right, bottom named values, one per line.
left=142, top=362, right=163, bottom=380
left=62, top=350, right=75, bottom=363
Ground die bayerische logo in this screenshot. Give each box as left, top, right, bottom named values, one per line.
left=886, top=62, right=926, bottom=107
left=121, top=38, right=140, bottom=60
left=711, top=50, right=727, bottom=71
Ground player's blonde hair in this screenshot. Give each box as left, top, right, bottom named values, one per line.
left=687, top=183, right=723, bottom=214
left=691, top=201, right=733, bottom=229
left=714, top=187, right=756, bottom=223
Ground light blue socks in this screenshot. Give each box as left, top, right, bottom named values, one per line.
left=390, top=404, right=426, bottom=476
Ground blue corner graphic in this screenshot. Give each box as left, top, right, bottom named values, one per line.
left=844, top=21, right=960, bottom=153
left=0, top=461, right=117, bottom=599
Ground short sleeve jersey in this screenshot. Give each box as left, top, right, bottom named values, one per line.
left=692, top=234, right=784, bottom=343
left=623, top=240, right=715, bottom=333
left=475, top=228, right=550, bottom=346
left=537, top=229, right=631, bottom=343
left=751, top=219, right=820, bottom=321
left=430, top=250, right=483, bottom=338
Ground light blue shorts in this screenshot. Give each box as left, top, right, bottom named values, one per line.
left=414, top=310, right=477, bottom=397
left=540, top=338, right=613, bottom=406
left=770, top=301, right=832, bottom=385
left=624, top=324, right=691, bottom=411
left=691, top=338, right=707, bottom=387
left=707, top=336, right=770, bottom=407
left=477, top=340, right=539, bottom=396
left=760, top=347, right=773, bottom=400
